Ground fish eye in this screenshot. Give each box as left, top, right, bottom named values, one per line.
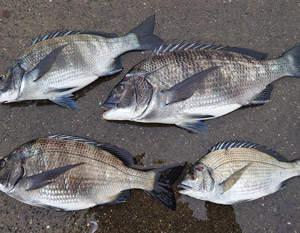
left=114, top=84, right=124, bottom=94
left=0, top=159, right=6, bottom=168
left=189, top=172, right=197, bottom=180
left=0, top=74, right=6, bottom=81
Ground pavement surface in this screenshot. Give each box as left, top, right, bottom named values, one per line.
left=0, top=0, right=299, bottom=232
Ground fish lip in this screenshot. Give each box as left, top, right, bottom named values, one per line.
left=101, top=103, right=115, bottom=112
left=177, top=183, right=191, bottom=189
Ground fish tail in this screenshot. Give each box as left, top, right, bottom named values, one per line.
left=292, top=159, right=300, bottom=175
left=128, top=15, right=164, bottom=51
left=283, top=44, right=300, bottom=77
left=145, top=163, right=185, bottom=210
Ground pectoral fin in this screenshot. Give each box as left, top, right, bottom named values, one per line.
left=28, top=44, right=68, bottom=82
left=219, top=163, right=251, bottom=193
left=25, top=163, right=84, bottom=191
left=161, top=66, right=219, bottom=105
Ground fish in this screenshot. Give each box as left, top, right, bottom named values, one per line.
left=101, top=42, right=300, bottom=133
left=0, top=15, right=163, bottom=109
left=0, top=135, right=184, bottom=211
left=178, top=141, right=300, bottom=205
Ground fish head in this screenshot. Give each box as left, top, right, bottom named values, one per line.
left=0, top=62, right=24, bottom=103
left=0, top=151, right=24, bottom=193
left=102, top=69, right=153, bottom=120
left=178, top=162, right=214, bottom=197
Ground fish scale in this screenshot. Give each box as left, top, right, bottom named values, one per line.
left=0, top=15, right=163, bottom=108
left=0, top=135, right=184, bottom=211
left=179, top=141, right=300, bottom=204
left=103, top=43, right=300, bottom=132
left=16, top=138, right=156, bottom=206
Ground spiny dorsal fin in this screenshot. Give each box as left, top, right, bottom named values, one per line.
left=152, top=41, right=225, bottom=55
left=30, top=30, right=117, bottom=46
left=152, top=42, right=268, bottom=60
left=210, top=141, right=288, bottom=162
left=48, top=135, right=134, bottom=166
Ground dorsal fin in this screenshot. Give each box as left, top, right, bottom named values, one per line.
left=210, top=141, right=288, bottom=162
left=48, top=135, right=134, bottom=166
left=152, top=42, right=268, bottom=59
left=152, top=41, right=225, bottom=55
left=30, top=30, right=117, bottom=46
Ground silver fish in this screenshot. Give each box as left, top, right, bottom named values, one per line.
left=102, top=42, right=300, bottom=133
left=0, top=15, right=163, bottom=109
left=0, top=135, right=184, bottom=211
left=178, top=141, right=300, bottom=205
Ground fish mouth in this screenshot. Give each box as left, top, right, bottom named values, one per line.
left=101, top=103, right=115, bottom=112
left=177, top=183, right=192, bottom=190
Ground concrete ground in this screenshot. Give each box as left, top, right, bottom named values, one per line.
left=0, top=0, right=299, bottom=232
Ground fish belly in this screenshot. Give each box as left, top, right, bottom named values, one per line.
left=137, top=103, right=241, bottom=124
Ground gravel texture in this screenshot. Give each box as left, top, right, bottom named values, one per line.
left=0, top=0, right=299, bottom=232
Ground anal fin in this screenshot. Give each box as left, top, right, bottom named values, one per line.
left=176, top=120, right=208, bottom=134
left=278, top=181, right=287, bottom=191
left=49, top=94, right=78, bottom=109
left=247, top=85, right=273, bottom=105
left=104, top=57, right=123, bottom=76
left=105, top=190, right=130, bottom=205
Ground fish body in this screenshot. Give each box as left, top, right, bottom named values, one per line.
left=0, top=135, right=184, bottom=211
left=102, top=43, right=300, bottom=133
left=178, top=141, right=300, bottom=204
left=0, top=15, right=163, bottom=108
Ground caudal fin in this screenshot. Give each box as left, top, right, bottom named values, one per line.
left=146, top=163, right=185, bottom=210
left=128, top=15, right=164, bottom=51
left=283, top=44, right=300, bottom=77
left=292, top=159, right=300, bottom=176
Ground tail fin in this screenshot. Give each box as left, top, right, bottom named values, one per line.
left=146, top=163, right=185, bottom=210
left=128, top=15, right=164, bottom=51
left=283, top=44, right=300, bottom=77
left=292, top=159, right=300, bottom=175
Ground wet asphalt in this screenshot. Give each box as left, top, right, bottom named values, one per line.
left=0, top=0, right=300, bottom=232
